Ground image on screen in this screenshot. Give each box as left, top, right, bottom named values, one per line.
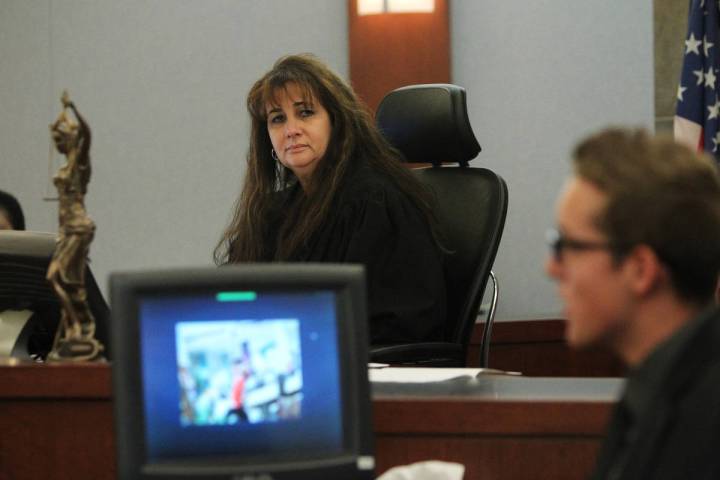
left=138, top=289, right=343, bottom=461
left=175, top=319, right=303, bottom=427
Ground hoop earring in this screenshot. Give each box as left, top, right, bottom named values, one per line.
left=271, top=148, right=280, bottom=162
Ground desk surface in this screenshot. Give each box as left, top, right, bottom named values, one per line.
left=372, top=367, right=623, bottom=400
left=0, top=361, right=619, bottom=480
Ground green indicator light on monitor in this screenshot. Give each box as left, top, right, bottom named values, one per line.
left=216, top=291, right=257, bottom=302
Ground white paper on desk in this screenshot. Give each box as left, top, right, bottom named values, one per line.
left=369, top=368, right=481, bottom=383
left=377, top=460, right=465, bottom=480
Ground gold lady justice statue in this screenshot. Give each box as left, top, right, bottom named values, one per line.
left=46, top=91, right=104, bottom=361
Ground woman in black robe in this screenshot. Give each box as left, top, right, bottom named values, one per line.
left=215, top=54, right=445, bottom=345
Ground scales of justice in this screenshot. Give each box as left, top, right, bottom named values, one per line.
left=46, top=91, right=104, bottom=362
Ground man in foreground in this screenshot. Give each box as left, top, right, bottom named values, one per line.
left=545, top=128, right=720, bottom=479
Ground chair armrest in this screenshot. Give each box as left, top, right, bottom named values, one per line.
left=370, top=342, right=465, bottom=367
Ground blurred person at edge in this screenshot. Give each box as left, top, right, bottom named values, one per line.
left=546, top=127, right=720, bottom=480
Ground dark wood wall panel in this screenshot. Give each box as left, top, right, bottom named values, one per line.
left=0, top=363, right=615, bottom=480
left=0, top=399, right=116, bottom=480
left=375, top=436, right=602, bottom=480
left=466, top=319, right=626, bottom=377
left=348, top=0, right=450, bottom=112
left=372, top=393, right=613, bottom=479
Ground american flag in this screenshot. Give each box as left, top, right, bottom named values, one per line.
left=674, top=0, right=720, bottom=162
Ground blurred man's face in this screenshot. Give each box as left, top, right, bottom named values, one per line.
left=545, top=177, right=635, bottom=350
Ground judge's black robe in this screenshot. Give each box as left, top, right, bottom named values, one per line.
left=264, top=163, right=446, bottom=345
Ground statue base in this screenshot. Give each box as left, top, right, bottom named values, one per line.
left=47, top=337, right=105, bottom=362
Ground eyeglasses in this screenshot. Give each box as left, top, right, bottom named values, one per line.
left=546, top=228, right=615, bottom=261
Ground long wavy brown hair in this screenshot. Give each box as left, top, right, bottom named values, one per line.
left=215, top=53, right=440, bottom=264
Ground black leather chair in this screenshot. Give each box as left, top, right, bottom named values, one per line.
left=370, top=84, right=508, bottom=367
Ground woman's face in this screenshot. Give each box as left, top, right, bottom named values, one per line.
left=265, top=82, right=331, bottom=188
left=0, top=209, right=13, bottom=230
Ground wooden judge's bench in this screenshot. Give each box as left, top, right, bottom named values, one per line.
left=0, top=319, right=624, bottom=480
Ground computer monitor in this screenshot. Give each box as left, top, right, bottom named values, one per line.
left=110, top=264, right=374, bottom=480
left=0, top=230, right=110, bottom=359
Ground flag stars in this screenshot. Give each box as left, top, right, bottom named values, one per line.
left=708, top=97, right=720, bottom=120
left=678, top=84, right=688, bottom=102
left=694, top=68, right=705, bottom=85
left=704, top=35, right=715, bottom=56
left=686, top=32, right=702, bottom=55
left=706, top=67, right=717, bottom=89
left=678, top=2, right=720, bottom=161
left=712, top=131, right=720, bottom=153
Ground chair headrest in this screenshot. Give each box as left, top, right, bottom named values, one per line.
left=376, top=84, right=481, bottom=167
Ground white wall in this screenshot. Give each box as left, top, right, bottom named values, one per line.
left=1, top=1, right=654, bottom=320
left=452, top=0, right=654, bottom=319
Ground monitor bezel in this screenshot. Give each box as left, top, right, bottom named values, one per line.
left=111, top=264, right=373, bottom=480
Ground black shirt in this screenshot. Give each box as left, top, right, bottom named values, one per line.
left=591, top=306, right=720, bottom=480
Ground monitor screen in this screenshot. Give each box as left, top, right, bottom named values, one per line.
left=111, top=264, right=374, bottom=480
left=0, top=230, right=109, bottom=359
